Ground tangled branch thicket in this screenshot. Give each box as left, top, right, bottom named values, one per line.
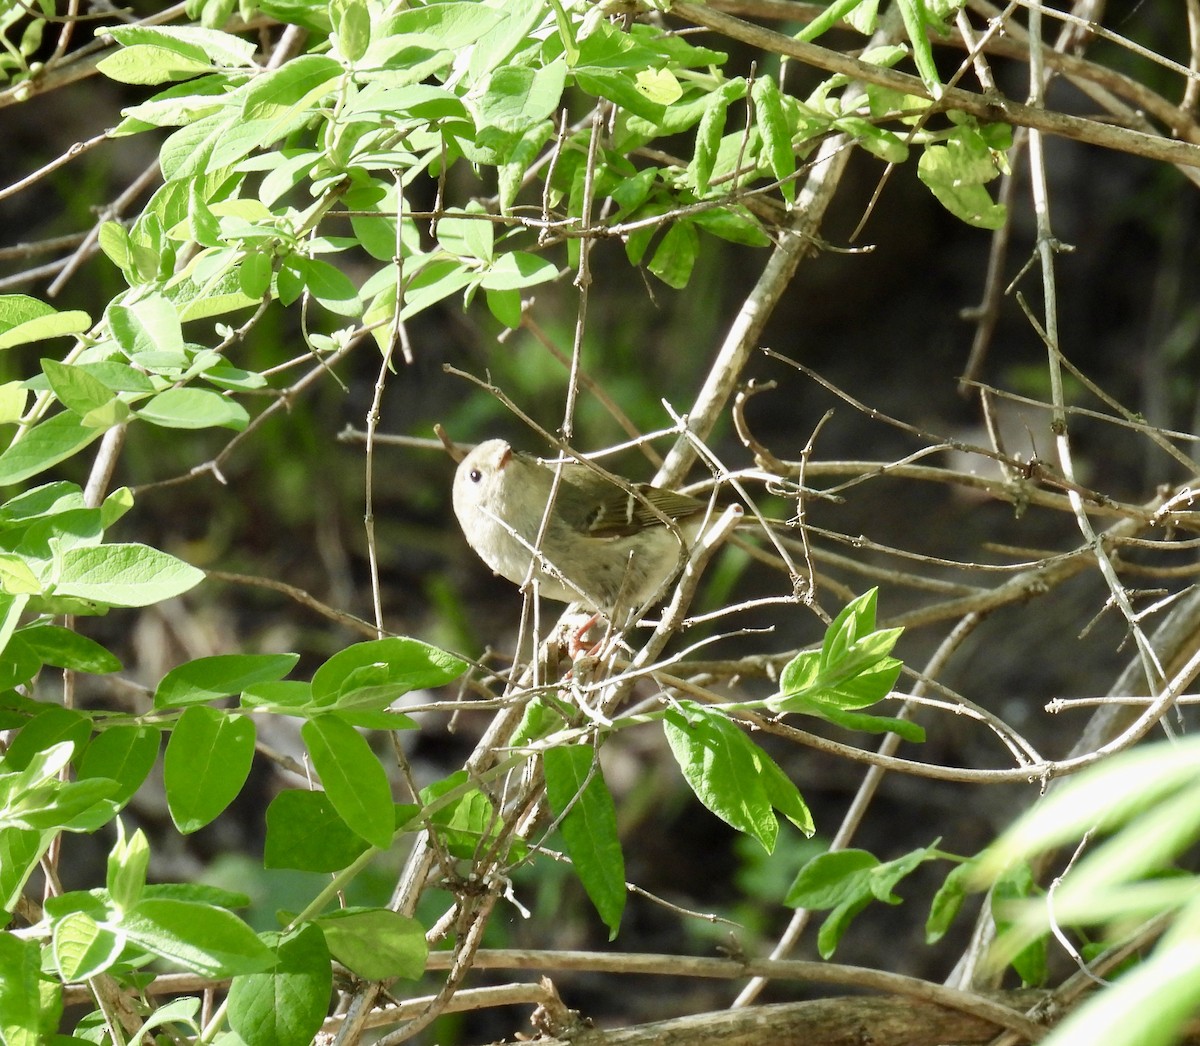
left=1, top=0, right=1199, bottom=1043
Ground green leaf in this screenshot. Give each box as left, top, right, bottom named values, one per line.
left=316, top=908, right=427, bottom=981
left=785, top=849, right=879, bottom=909
left=81, top=399, right=132, bottom=430
left=421, top=771, right=514, bottom=859
left=769, top=589, right=910, bottom=733
left=544, top=745, right=626, bottom=938
left=294, top=257, right=362, bottom=317
left=0, top=632, right=40, bottom=690
left=310, top=637, right=465, bottom=710
left=108, top=25, right=257, bottom=68
left=263, top=789, right=375, bottom=872
left=836, top=115, right=909, bottom=164
left=611, top=166, right=659, bottom=213
left=635, top=67, right=682, bottom=105
left=689, top=206, right=771, bottom=247
left=486, top=287, right=522, bottom=328
left=345, top=185, right=402, bottom=261
left=189, top=0, right=237, bottom=29
left=10, top=503, right=102, bottom=560
left=478, top=251, right=558, bottom=291
left=238, top=250, right=273, bottom=300
left=0, top=481, right=86, bottom=523
left=0, top=599, right=30, bottom=681
left=919, top=160, right=1006, bottom=228
left=138, top=996, right=203, bottom=1038
left=0, top=555, right=39, bottom=596
left=164, top=706, right=256, bottom=833
left=97, top=45, right=216, bottom=85
left=757, top=752, right=815, bottom=837
left=1032, top=900, right=1200, bottom=1046
left=40, top=358, right=118, bottom=421
left=498, top=120, right=553, bottom=213
left=777, top=652, right=820, bottom=702
left=832, top=647, right=905, bottom=703
left=202, top=364, right=269, bottom=392
left=895, top=0, right=944, bottom=97
left=240, top=679, right=313, bottom=713
left=108, top=294, right=184, bottom=357
left=0, top=828, right=52, bottom=914
left=333, top=709, right=419, bottom=730
left=98, top=221, right=159, bottom=283
left=5, top=776, right=119, bottom=833
left=786, top=844, right=943, bottom=957
left=16, top=624, right=121, bottom=673
left=136, top=387, right=249, bottom=431
left=78, top=725, right=160, bottom=809
left=52, top=910, right=124, bottom=981
left=575, top=67, right=665, bottom=124
left=187, top=177, right=222, bottom=248
left=917, top=129, right=1007, bottom=229
left=158, top=110, right=239, bottom=182
left=3, top=706, right=90, bottom=771
left=568, top=25, right=667, bottom=124
left=227, top=925, right=332, bottom=1046
left=393, top=258, right=477, bottom=322
left=816, top=891, right=872, bottom=958
left=241, top=53, right=343, bottom=122
left=0, top=412, right=104, bottom=486
left=118, top=897, right=274, bottom=977
left=331, top=0, right=371, bottom=63
left=823, top=587, right=880, bottom=664
left=141, top=881, right=252, bottom=909
left=301, top=715, right=395, bottom=850
left=975, top=737, right=1200, bottom=880
left=473, top=60, right=567, bottom=133
left=926, top=858, right=977, bottom=943
left=806, top=702, right=924, bottom=742
left=752, top=76, right=796, bottom=202
left=171, top=265, right=262, bottom=323
left=647, top=220, right=698, bottom=289
left=101, top=486, right=134, bottom=529
left=154, top=652, right=299, bottom=709
left=977, top=740, right=1200, bottom=986
left=0, top=930, right=47, bottom=1046
left=5, top=739, right=75, bottom=784
left=54, top=543, right=204, bottom=607
left=992, top=863, right=1047, bottom=986
left=688, top=79, right=744, bottom=195
left=276, top=259, right=305, bottom=307
left=0, top=295, right=90, bottom=350
left=798, top=0, right=879, bottom=39
left=107, top=822, right=150, bottom=913
left=0, top=294, right=59, bottom=334
left=0, top=382, right=28, bottom=424
left=868, top=842, right=941, bottom=903
left=437, top=207, right=495, bottom=263
left=370, top=3, right=478, bottom=47
left=662, top=702, right=779, bottom=853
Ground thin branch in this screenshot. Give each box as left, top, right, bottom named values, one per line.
left=669, top=2, right=1200, bottom=171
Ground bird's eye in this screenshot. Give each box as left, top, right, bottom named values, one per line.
left=469, top=468, right=483, bottom=483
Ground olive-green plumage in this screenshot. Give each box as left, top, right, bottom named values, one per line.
left=452, top=439, right=714, bottom=614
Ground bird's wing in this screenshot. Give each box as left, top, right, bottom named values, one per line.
left=579, top=482, right=707, bottom=537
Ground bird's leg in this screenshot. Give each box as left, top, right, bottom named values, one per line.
left=569, top=611, right=602, bottom=659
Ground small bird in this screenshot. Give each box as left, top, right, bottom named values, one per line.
left=452, top=439, right=730, bottom=618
